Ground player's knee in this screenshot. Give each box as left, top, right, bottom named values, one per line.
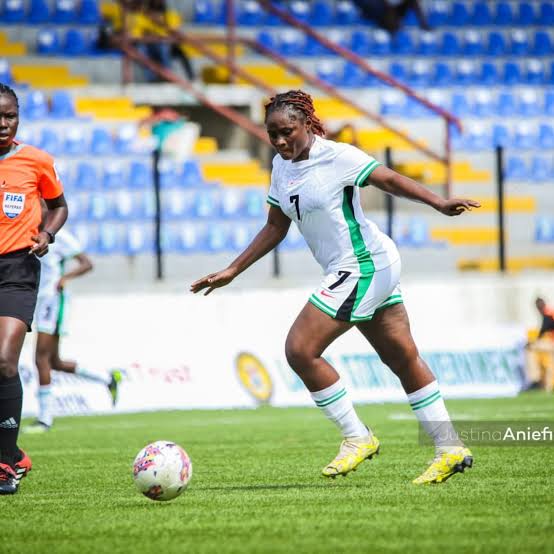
left=379, top=343, right=419, bottom=375
left=285, top=340, right=314, bottom=374
left=0, top=354, right=18, bottom=379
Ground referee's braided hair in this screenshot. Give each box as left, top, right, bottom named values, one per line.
left=265, top=90, right=325, bottom=137
left=0, top=83, right=19, bottom=109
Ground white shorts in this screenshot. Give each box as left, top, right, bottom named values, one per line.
left=35, top=292, right=67, bottom=335
left=309, top=258, right=403, bottom=322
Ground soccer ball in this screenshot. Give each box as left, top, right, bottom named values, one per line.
left=132, top=440, right=192, bottom=501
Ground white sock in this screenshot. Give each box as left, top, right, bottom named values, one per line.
left=75, top=366, right=110, bottom=386
left=407, top=380, right=462, bottom=451
left=310, top=378, right=369, bottom=438
left=38, top=385, right=53, bottom=427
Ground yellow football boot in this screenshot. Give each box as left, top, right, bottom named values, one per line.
left=413, top=447, right=473, bottom=485
left=322, top=434, right=380, bottom=478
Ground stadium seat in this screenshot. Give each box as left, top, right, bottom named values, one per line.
left=157, top=159, right=179, bottom=189
left=220, top=189, right=244, bottom=219
left=278, top=30, right=305, bottom=57
left=63, top=29, right=90, bottom=56
left=371, top=30, right=391, bottom=56
left=549, top=62, right=554, bottom=86
left=494, top=1, right=512, bottom=25
left=530, top=156, right=551, bottom=182
left=193, top=190, right=221, bottom=219
left=304, top=35, right=327, bottom=56
left=486, top=32, right=507, bottom=56
left=37, top=29, right=61, bottom=55
left=380, top=91, right=406, bottom=116
left=79, top=0, right=100, bottom=23
left=129, top=160, right=152, bottom=189
left=97, top=224, right=122, bottom=255
left=343, top=61, right=369, bottom=87
left=350, top=30, right=371, bottom=56
left=538, top=124, right=554, bottom=149
left=174, top=222, right=205, bottom=253
left=256, top=31, right=276, bottom=52
left=182, top=160, right=204, bottom=187
left=406, top=219, right=430, bottom=248
left=418, top=31, right=438, bottom=56
left=513, top=124, right=537, bottom=150
left=103, top=162, right=125, bottom=189
left=311, top=0, right=333, bottom=26
left=471, top=2, right=492, bottom=26
left=114, top=125, right=137, bottom=154
left=504, top=156, right=528, bottom=181
left=511, top=31, right=529, bottom=56
left=519, top=89, right=541, bottom=116
left=432, top=62, right=453, bottom=86
left=90, top=127, right=113, bottom=155
left=15, top=127, right=35, bottom=146
left=517, top=2, right=535, bottom=25
left=161, top=188, right=192, bottom=219
left=535, top=217, right=554, bottom=243
left=28, top=0, right=50, bottom=23
left=229, top=222, right=257, bottom=251
left=492, top=124, right=511, bottom=147
left=23, top=91, right=48, bottom=120
left=539, top=2, right=554, bottom=25
left=439, top=32, right=460, bottom=56
left=52, top=0, right=77, bottom=23
left=206, top=223, right=230, bottom=253
left=455, top=61, right=476, bottom=85
left=316, top=61, right=341, bottom=86
left=526, top=60, right=545, bottom=85
left=1, top=0, right=25, bottom=23
left=54, top=160, right=72, bottom=189
left=532, top=32, right=552, bottom=57
left=38, top=128, right=61, bottom=155
left=50, top=90, right=75, bottom=118
left=335, top=1, right=359, bottom=25
left=503, top=62, right=522, bottom=85
left=113, top=190, right=137, bottom=220
left=88, top=194, right=113, bottom=222
left=75, top=162, right=100, bottom=191
left=64, top=127, right=88, bottom=155
left=408, top=61, right=431, bottom=87
left=0, top=60, right=14, bottom=86
left=545, top=91, right=554, bottom=116
left=389, top=62, right=407, bottom=83
left=238, top=1, right=266, bottom=26
left=449, top=2, right=470, bottom=26
left=427, top=1, right=449, bottom=27
left=463, top=30, right=483, bottom=56
left=281, top=223, right=305, bottom=250
left=243, top=189, right=266, bottom=219
left=193, top=0, right=218, bottom=23
left=125, top=224, right=153, bottom=255
left=480, top=62, right=499, bottom=85
left=289, top=1, right=311, bottom=23
left=465, top=124, right=491, bottom=151
left=450, top=92, right=471, bottom=117
left=473, top=90, right=495, bottom=117
left=391, top=30, right=413, bottom=55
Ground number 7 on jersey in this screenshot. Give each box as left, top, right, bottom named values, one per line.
left=290, top=194, right=301, bottom=221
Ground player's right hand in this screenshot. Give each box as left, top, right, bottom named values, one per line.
left=190, top=267, right=237, bottom=296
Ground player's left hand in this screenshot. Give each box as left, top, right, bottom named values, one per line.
left=190, top=267, right=237, bottom=296
left=437, top=198, right=481, bottom=216
left=29, top=231, right=50, bottom=257
left=56, top=277, right=67, bottom=291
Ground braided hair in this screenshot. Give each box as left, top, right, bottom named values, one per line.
left=0, top=83, right=19, bottom=109
left=265, top=90, right=325, bottom=137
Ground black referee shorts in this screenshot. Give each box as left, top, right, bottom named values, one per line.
left=0, top=248, right=41, bottom=331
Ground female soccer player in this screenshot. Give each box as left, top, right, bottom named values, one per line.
left=192, top=90, right=481, bottom=485
left=0, top=83, right=68, bottom=494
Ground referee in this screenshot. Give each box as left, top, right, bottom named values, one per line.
left=0, top=83, right=68, bottom=494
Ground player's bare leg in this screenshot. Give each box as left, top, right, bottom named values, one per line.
left=357, top=303, right=473, bottom=484
left=285, top=303, right=380, bottom=477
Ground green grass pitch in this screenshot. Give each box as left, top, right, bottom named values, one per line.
left=5, top=392, right=553, bottom=554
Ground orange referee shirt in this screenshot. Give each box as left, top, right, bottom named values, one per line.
left=0, top=143, right=64, bottom=255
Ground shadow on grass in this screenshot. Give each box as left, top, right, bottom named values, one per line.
left=195, top=482, right=362, bottom=492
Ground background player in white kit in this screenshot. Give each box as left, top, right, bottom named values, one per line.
left=24, top=228, right=121, bottom=433
left=192, top=90, right=481, bottom=485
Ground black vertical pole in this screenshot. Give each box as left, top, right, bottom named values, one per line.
left=153, top=146, right=163, bottom=280
left=385, top=147, right=394, bottom=239
left=496, top=145, right=506, bottom=272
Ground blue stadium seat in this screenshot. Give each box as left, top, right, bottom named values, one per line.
left=342, top=61, right=369, bottom=87
left=28, top=0, right=50, bottom=23
left=256, top=31, right=276, bottom=51
left=54, top=160, right=72, bottom=189
left=90, top=127, right=112, bottom=155
left=539, top=2, right=554, bottom=25
left=103, top=162, right=125, bottom=189
left=519, top=90, right=541, bottom=117
left=549, top=62, right=554, bottom=85
left=193, top=0, right=218, bottom=24
left=513, top=124, right=537, bottom=150
left=545, top=91, right=554, bottom=116
left=193, top=190, right=221, bottom=219
left=304, top=35, right=327, bottom=56
left=63, top=29, right=90, bottom=56
left=243, top=188, right=266, bottom=219
left=517, top=2, right=535, bottom=25
left=496, top=91, right=517, bottom=116
left=530, top=157, right=551, bottom=182
left=371, top=30, right=391, bottom=56
left=455, top=61, right=476, bottom=85
left=335, top=1, right=359, bottom=25
left=311, top=0, right=333, bottom=26
left=350, top=30, right=371, bottom=56
left=389, top=62, right=407, bottom=83
left=50, top=90, right=75, bottom=118
left=480, top=62, right=499, bottom=85
left=406, top=219, right=430, bottom=248
left=129, top=160, right=152, bottom=189
left=439, top=32, right=460, bottom=56
left=503, top=62, right=522, bottom=85
left=408, top=61, right=431, bottom=87
left=206, top=222, right=230, bottom=253
left=391, top=30, right=413, bottom=55
left=37, top=28, right=61, bottom=55
left=473, top=91, right=495, bottom=117
left=23, top=91, right=48, bottom=120
left=449, top=2, right=470, bottom=26
left=237, top=1, right=266, bottom=25
left=75, top=162, right=100, bottom=191
left=1, top=0, right=25, bottom=23
left=0, top=60, right=14, bottom=86
left=289, top=1, right=311, bottom=23
left=220, top=189, right=244, bottom=219
left=380, top=91, right=406, bottom=116
left=64, top=127, right=88, bottom=155
left=16, top=127, right=36, bottom=147
left=125, top=224, right=153, bottom=255
left=278, top=30, right=305, bottom=57
left=535, top=217, right=554, bottom=243
left=463, top=30, right=483, bottom=56
left=427, top=1, right=449, bottom=27
left=432, top=62, right=453, bottom=86
left=418, top=31, right=438, bottom=56
left=161, top=188, right=192, bottom=219
left=97, top=224, right=122, bottom=255
left=492, top=124, right=511, bottom=147
left=79, top=0, right=100, bottom=23
left=511, top=31, right=529, bottom=56
left=52, top=0, right=77, bottom=23
left=88, top=194, right=113, bottom=221
left=38, top=128, right=61, bottom=155
left=538, top=124, right=554, bottom=149
left=281, top=223, right=305, bottom=250
left=504, top=156, right=528, bottom=181
left=471, top=2, right=492, bottom=26
left=532, top=32, right=552, bottom=57
left=486, top=32, right=507, bottom=56
left=158, top=159, right=179, bottom=189
left=182, top=160, right=204, bottom=187
left=402, top=8, right=418, bottom=27
left=494, top=2, right=512, bottom=25
left=113, top=190, right=137, bottom=220
left=174, top=223, right=205, bottom=253
left=526, top=60, right=545, bottom=84
left=450, top=92, right=471, bottom=117
left=316, top=61, right=341, bottom=86
left=229, top=222, right=257, bottom=251
left=114, top=125, right=137, bottom=154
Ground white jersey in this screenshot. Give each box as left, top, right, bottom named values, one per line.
left=38, top=229, right=83, bottom=298
left=267, top=136, right=400, bottom=276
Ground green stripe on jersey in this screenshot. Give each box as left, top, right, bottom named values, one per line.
left=315, top=388, right=347, bottom=407
left=309, top=295, right=337, bottom=317
left=355, top=160, right=381, bottom=187
left=267, top=195, right=280, bottom=207
left=410, top=391, right=441, bottom=411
